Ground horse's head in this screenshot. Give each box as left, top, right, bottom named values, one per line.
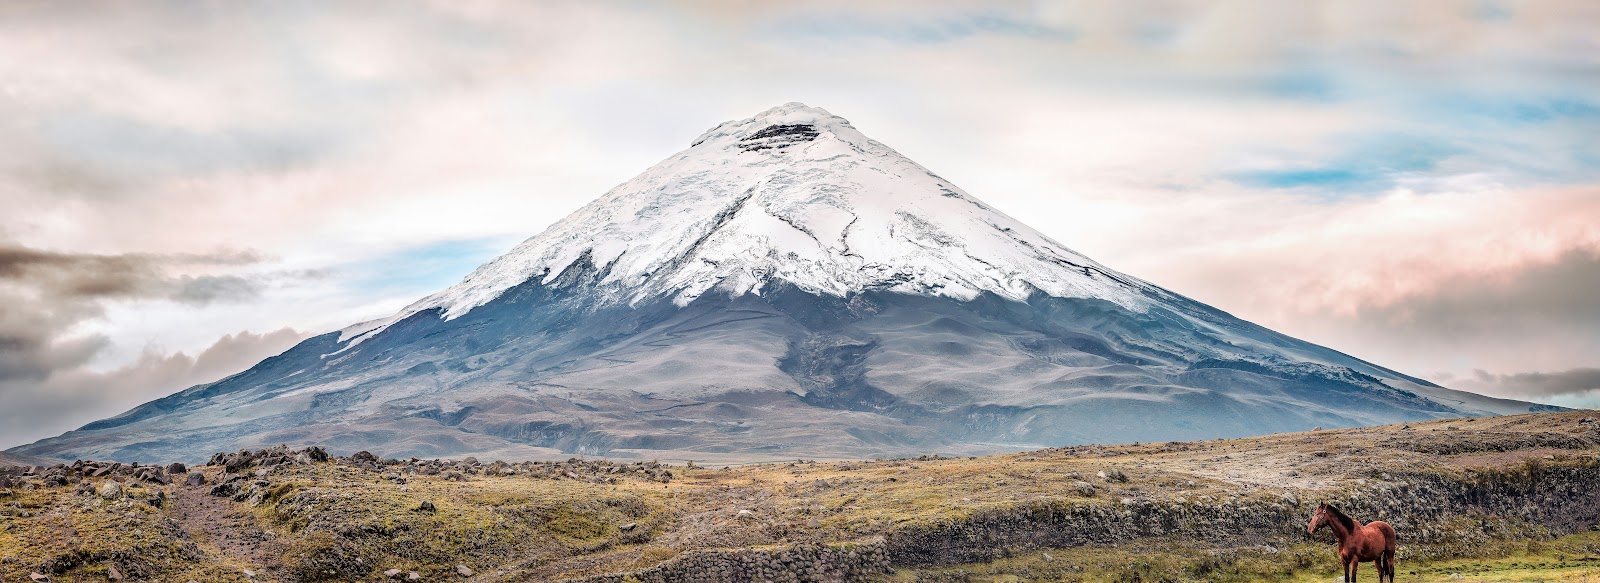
left=1308, top=502, right=1328, bottom=534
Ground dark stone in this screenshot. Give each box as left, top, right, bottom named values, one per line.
left=416, top=500, right=437, bottom=513
left=167, top=462, right=187, bottom=475
left=738, top=124, right=821, bottom=152
left=186, top=472, right=206, bottom=487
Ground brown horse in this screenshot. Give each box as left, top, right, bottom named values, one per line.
left=1309, top=502, right=1397, bottom=582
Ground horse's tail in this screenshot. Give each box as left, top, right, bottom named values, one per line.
left=1375, top=521, right=1399, bottom=582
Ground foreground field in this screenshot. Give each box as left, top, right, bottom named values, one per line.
left=1, top=411, right=1597, bottom=582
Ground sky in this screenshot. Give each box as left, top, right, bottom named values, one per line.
left=1, top=0, right=1597, bottom=448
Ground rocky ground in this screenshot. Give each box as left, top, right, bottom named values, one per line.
left=1, top=412, right=1597, bottom=582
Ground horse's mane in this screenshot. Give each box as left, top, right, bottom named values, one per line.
left=1325, top=504, right=1356, bottom=531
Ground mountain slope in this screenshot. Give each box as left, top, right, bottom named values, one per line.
left=9, top=103, right=1549, bottom=464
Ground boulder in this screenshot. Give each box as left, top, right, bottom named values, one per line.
left=166, top=462, right=187, bottom=475
left=98, top=481, right=123, bottom=499
left=416, top=500, right=437, bottom=513
left=455, top=565, right=473, bottom=577
left=384, top=568, right=404, bottom=578
left=186, top=472, right=206, bottom=487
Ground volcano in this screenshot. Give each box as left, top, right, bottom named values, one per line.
left=10, top=103, right=1547, bottom=464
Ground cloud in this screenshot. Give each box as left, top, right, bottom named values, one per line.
left=1229, top=133, right=1465, bottom=193
left=1444, top=367, right=1600, bottom=410
left=0, top=327, right=308, bottom=449
left=0, top=241, right=323, bottom=446
left=0, top=245, right=256, bottom=383
left=0, top=244, right=263, bottom=302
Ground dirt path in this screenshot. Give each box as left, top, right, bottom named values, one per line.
left=168, top=469, right=277, bottom=578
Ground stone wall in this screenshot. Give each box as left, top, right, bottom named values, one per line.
left=576, top=460, right=1600, bottom=581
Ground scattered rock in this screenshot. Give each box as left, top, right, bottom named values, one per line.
left=108, top=564, right=124, bottom=581
left=1073, top=481, right=1096, bottom=496
left=416, top=500, right=437, bottom=513
left=186, top=472, right=206, bottom=487
left=209, top=482, right=239, bottom=498
left=384, top=568, right=404, bottom=578
left=620, top=522, right=637, bottom=531
left=737, top=509, right=756, bottom=518
left=29, top=572, right=49, bottom=582
left=408, top=573, right=422, bottom=581
left=166, top=462, right=187, bottom=475
left=456, top=564, right=474, bottom=577
left=1101, top=468, right=1128, bottom=483
left=97, top=480, right=122, bottom=499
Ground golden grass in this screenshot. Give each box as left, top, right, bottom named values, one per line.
left=1, top=411, right=1595, bottom=581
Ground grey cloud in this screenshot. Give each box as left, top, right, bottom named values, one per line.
left=0, top=244, right=265, bottom=301
left=0, top=327, right=307, bottom=449
left=0, top=243, right=296, bottom=396
left=1358, top=249, right=1600, bottom=337
left=173, top=274, right=262, bottom=305
left=1467, top=368, right=1600, bottom=399
left=1447, top=367, right=1600, bottom=410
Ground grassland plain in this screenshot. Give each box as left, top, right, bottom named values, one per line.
left=1, top=412, right=1596, bottom=582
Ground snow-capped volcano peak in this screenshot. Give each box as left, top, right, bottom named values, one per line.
left=348, top=103, right=1148, bottom=342
left=22, top=103, right=1546, bottom=465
